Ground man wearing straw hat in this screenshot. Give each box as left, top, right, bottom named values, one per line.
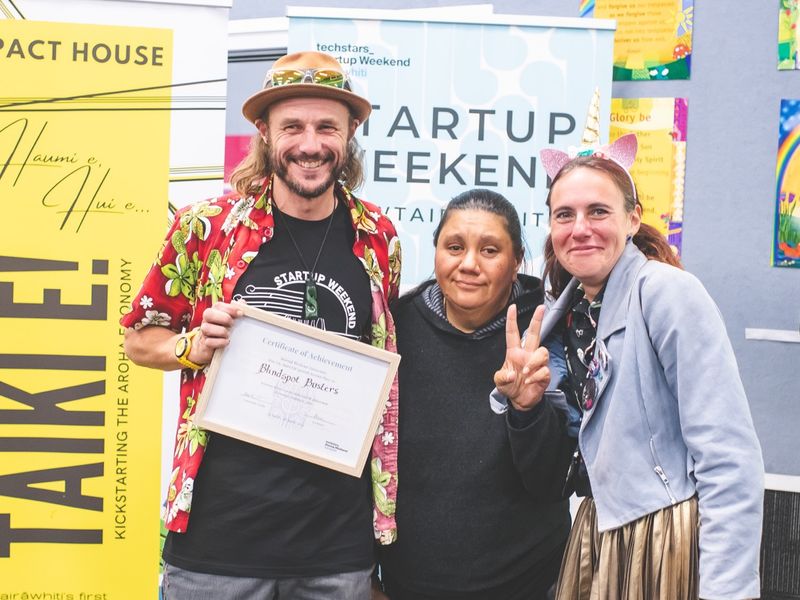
left=122, top=51, right=401, bottom=599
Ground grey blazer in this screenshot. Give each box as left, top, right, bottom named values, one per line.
left=492, top=242, right=764, bottom=599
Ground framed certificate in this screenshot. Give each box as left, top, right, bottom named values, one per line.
left=194, top=305, right=400, bottom=476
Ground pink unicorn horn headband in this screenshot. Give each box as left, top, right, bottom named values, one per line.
left=540, top=87, right=639, bottom=199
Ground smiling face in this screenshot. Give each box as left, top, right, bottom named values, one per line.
left=549, top=166, right=641, bottom=300
left=434, top=209, right=522, bottom=333
left=258, top=96, right=356, bottom=216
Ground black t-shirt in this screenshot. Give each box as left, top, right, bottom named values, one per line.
left=163, top=199, right=374, bottom=578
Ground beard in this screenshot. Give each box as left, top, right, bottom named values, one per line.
left=270, top=144, right=348, bottom=200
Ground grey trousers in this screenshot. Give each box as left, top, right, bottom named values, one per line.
left=161, top=562, right=373, bottom=600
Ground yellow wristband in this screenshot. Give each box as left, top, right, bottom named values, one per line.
left=175, top=328, right=205, bottom=370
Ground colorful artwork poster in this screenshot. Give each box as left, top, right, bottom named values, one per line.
left=0, top=19, right=170, bottom=596
left=774, top=99, right=800, bottom=267
left=288, top=9, right=615, bottom=286
left=609, top=97, right=687, bottom=255
left=580, top=0, right=693, bottom=80
left=778, top=0, right=800, bottom=70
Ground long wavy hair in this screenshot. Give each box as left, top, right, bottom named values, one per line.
left=542, top=155, right=682, bottom=298
left=229, top=108, right=365, bottom=197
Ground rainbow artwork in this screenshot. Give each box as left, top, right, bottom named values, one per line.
left=774, top=99, right=800, bottom=267
left=579, top=0, right=595, bottom=16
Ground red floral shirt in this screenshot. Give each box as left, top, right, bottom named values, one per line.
left=121, top=177, right=401, bottom=543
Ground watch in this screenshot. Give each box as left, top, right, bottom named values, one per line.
left=175, top=328, right=205, bottom=370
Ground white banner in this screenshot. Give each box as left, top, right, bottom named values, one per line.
left=288, top=7, right=615, bottom=286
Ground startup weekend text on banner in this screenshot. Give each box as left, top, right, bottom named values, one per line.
left=0, top=19, right=169, bottom=598
left=288, top=11, right=615, bottom=285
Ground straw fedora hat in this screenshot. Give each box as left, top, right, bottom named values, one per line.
left=241, top=51, right=372, bottom=125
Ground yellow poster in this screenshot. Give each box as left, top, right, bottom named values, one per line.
left=610, top=97, right=687, bottom=254
left=0, top=20, right=170, bottom=597
left=778, top=0, right=799, bottom=70
left=581, top=0, right=693, bottom=80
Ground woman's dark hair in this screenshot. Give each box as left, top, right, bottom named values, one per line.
left=392, top=188, right=526, bottom=311
left=542, top=155, right=682, bottom=298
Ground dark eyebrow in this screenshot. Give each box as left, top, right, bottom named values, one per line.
left=440, top=232, right=464, bottom=241
left=479, top=234, right=504, bottom=244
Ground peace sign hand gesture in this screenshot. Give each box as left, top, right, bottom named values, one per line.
left=493, top=304, right=551, bottom=411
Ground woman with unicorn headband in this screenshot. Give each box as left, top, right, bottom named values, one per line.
left=491, top=97, right=764, bottom=599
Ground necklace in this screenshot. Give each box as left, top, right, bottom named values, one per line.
left=274, top=197, right=337, bottom=319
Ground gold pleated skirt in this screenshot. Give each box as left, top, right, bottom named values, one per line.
left=555, top=496, right=699, bottom=600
